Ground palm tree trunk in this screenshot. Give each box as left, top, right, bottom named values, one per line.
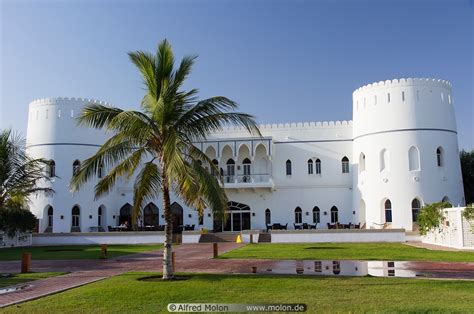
left=161, top=171, right=174, bottom=280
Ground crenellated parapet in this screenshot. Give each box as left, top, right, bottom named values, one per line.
left=29, top=97, right=114, bottom=107
left=353, top=77, right=451, bottom=96
left=219, top=120, right=353, bottom=133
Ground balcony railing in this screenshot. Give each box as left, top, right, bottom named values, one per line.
left=223, top=174, right=272, bottom=185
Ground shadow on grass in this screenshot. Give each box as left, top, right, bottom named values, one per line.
left=303, top=247, right=347, bottom=250
left=133, top=273, right=430, bottom=286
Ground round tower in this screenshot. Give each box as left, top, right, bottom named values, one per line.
left=352, top=78, right=465, bottom=231
left=26, top=97, right=114, bottom=233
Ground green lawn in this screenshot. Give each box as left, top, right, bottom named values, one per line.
left=0, top=272, right=66, bottom=288
left=3, top=272, right=474, bottom=313
left=0, top=244, right=162, bottom=261
left=219, top=243, right=474, bottom=262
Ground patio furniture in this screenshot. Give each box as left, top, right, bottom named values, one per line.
left=271, top=223, right=288, bottom=230
left=266, top=224, right=272, bottom=232
left=107, top=226, right=113, bottom=232
left=294, top=223, right=302, bottom=230
left=302, top=223, right=309, bottom=230
left=309, top=223, right=317, bottom=229
left=354, top=223, right=361, bottom=229
left=183, top=224, right=195, bottom=231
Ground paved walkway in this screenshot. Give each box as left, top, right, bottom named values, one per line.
left=405, top=241, right=474, bottom=252
left=0, top=243, right=242, bottom=308
left=1, top=242, right=474, bottom=308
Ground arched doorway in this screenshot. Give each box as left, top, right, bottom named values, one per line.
left=98, top=205, right=106, bottom=231
left=384, top=199, right=392, bottom=224
left=119, top=203, right=132, bottom=229
left=170, top=202, right=183, bottom=233
left=213, top=201, right=251, bottom=232
left=71, top=205, right=81, bottom=232
left=144, top=203, right=159, bottom=226
left=45, top=205, right=53, bottom=233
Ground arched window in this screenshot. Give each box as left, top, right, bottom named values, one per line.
left=359, top=153, right=365, bottom=173
left=330, top=206, right=338, bottom=223
left=98, top=164, right=104, bottom=179
left=436, top=147, right=444, bottom=167
left=315, top=159, right=321, bottom=174
left=98, top=206, right=105, bottom=227
left=211, top=159, right=219, bottom=176
left=265, top=209, right=271, bottom=225
left=384, top=200, right=392, bottom=223
left=307, top=159, right=314, bottom=174
left=294, top=207, right=302, bottom=224
left=72, top=160, right=81, bottom=176
left=143, top=203, right=159, bottom=226
left=312, top=206, right=320, bottom=224
left=411, top=199, right=421, bottom=222
left=341, top=157, right=349, bottom=173
left=47, top=160, right=56, bottom=178
left=442, top=196, right=451, bottom=205
left=71, top=205, right=81, bottom=232
left=47, top=206, right=53, bottom=228
left=226, top=159, right=235, bottom=183
left=408, top=146, right=420, bottom=171
left=243, top=158, right=251, bottom=182
left=333, top=261, right=341, bottom=275
left=286, top=160, right=292, bottom=175
left=380, top=149, right=389, bottom=172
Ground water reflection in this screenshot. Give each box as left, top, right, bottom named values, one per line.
left=260, top=260, right=419, bottom=278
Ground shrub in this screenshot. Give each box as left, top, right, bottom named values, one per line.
left=462, top=204, right=474, bottom=221
left=417, top=202, right=452, bottom=235
left=0, top=203, right=37, bottom=237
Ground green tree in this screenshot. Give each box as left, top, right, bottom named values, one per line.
left=460, top=150, right=474, bottom=204
left=0, top=129, right=53, bottom=235
left=0, top=203, right=37, bottom=237
left=71, top=40, right=260, bottom=280
left=416, top=202, right=452, bottom=235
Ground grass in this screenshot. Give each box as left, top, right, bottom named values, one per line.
left=219, top=243, right=474, bottom=262
left=0, top=272, right=66, bottom=288
left=3, top=272, right=474, bottom=313
left=0, top=244, right=162, bottom=261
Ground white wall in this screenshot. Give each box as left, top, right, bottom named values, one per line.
left=270, top=229, right=406, bottom=243
left=422, top=207, right=473, bottom=249
left=0, top=232, right=32, bottom=248
left=33, top=232, right=165, bottom=246
left=352, top=78, right=465, bottom=231
left=25, top=78, right=466, bottom=235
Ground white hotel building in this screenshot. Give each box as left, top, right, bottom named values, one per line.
left=26, top=78, right=465, bottom=233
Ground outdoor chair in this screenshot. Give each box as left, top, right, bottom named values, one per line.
left=293, top=223, right=302, bottom=230
left=266, top=224, right=272, bottom=232
left=107, top=226, right=113, bottom=232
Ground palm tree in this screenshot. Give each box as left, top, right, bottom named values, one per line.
left=0, top=129, right=53, bottom=210
left=71, top=39, right=260, bottom=280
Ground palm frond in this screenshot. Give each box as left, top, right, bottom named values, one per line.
left=132, top=161, right=162, bottom=226
left=76, top=104, right=123, bottom=129
left=93, top=148, right=147, bottom=199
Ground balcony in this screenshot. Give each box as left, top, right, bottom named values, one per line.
left=222, top=174, right=274, bottom=190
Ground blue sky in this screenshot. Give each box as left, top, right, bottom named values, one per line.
left=1, top=0, right=473, bottom=149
